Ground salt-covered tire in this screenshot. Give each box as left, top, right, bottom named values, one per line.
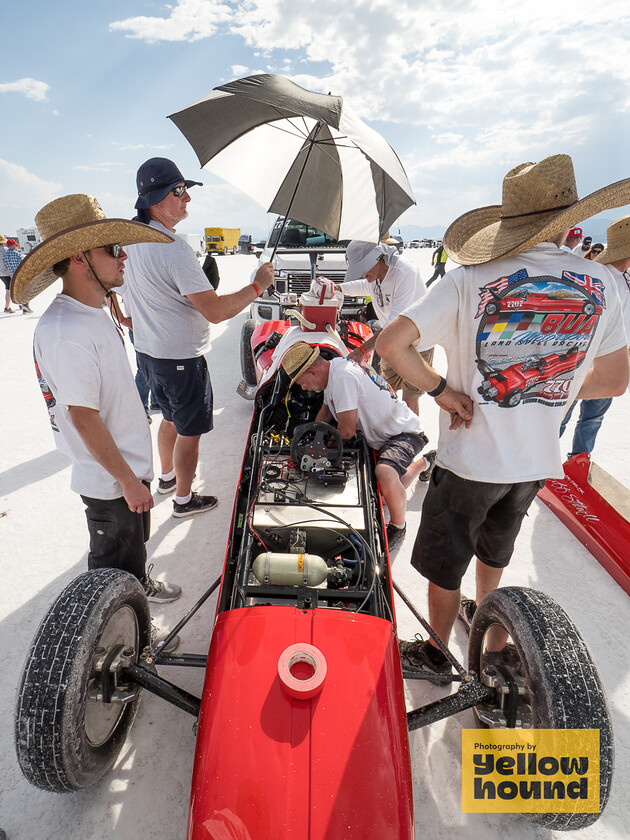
left=15, top=569, right=150, bottom=792
left=468, top=586, right=613, bottom=830
left=240, top=318, right=258, bottom=387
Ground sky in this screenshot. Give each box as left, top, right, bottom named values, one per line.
left=1, top=0, right=630, bottom=243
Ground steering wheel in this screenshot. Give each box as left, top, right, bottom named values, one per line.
left=290, top=422, right=343, bottom=474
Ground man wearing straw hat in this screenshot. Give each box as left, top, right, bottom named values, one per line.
left=376, top=154, right=630, bottom=681
left=11, top=194, right=182, bottom=607
left=280, top=341, right=436, bottom=551
left=124, top=157, right=274, bottom=518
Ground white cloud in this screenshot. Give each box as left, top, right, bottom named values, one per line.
left=109, top=0, right=232, bottom=42
left=0, top=159, right=62, bottom=228
left=0, top=78, right=50, bottom=102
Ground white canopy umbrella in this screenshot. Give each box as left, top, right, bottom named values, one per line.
left=169, top=74, right=416, bottom=244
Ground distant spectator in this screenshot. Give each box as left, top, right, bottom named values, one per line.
left=573, top=235, right=592, bottom=257
left=427, top=243, right=448, bottom=286
left=3, top=239, right=32, bottom=313
left=584, top=243, right=604, bottom=260
left=561, top=226, right=583, bottom=253
left=560, top=215, right=630, bottom=458
left=1, top=235, right=13, bottom=313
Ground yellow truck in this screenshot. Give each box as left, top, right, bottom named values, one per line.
left=204, top=227, right=241, bottom=255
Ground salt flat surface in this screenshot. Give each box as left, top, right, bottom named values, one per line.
left=1, top=250, right=628, bottom=839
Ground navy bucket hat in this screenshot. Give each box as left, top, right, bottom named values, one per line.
left=134, top=157, right=203, bottom=210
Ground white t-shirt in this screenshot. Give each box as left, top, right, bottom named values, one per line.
left=605, top=264, right=630, bottom=341
left=124, top=220, right=211, bottom=359
left=341, top=254, right=426, bottom=326
left=34, top=294, right=153, bottom=499
left=323, top=357, right=424, bottom=450
left=403, top=242, right=627, bottom=482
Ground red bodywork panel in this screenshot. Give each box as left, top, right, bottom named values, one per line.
left=538, top=453, right=630, bottom=596
left=252, top=319, right=373, bottom=383
left=188, top=607, right=413, bottom=840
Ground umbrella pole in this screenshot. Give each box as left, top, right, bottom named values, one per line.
left=270, top=121, right=323, bottom=264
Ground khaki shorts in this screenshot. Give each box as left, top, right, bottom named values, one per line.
left=379, top=347, right=435, bottom=401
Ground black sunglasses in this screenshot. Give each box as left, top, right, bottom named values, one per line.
left=100, top=243, right=123, bottom=258
left=171, top=184, right=188, bottom=197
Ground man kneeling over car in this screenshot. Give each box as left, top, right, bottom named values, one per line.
left=281, top=342, right=436, bottom=551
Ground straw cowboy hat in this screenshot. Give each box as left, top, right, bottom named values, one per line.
left=0, top=234, right=6, bottom=245
left=11, top=194, right=173, bottom=304
left=443, top=154, right=630, bottom=266
left=594, top=215, right=630, bottom=264
left=281, top=342, right=320, bottom=387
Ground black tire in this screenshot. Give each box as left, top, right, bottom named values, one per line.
left=240, top=318, right=258, bottom=387
left=582, top=301, right=595, bottom=315
left=15, top=569, right=150, bottom=792
left=468, top=586, right=613, bottom=830
left=485, top=301, right=499, bottom=315
left=502, top=388, right=523, bottom=407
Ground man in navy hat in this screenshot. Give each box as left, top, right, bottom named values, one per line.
left=124, top=158, right=274, bottom=518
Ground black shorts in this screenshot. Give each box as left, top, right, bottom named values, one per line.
left=137, top=352, right=213, bottom=436
left=1, top=277, right=10, bottom=290
left=412, top=467, right=544, bottom=590
left=377, top=431, right=428, bottom=477
left=81, top=486, right=150, bottom=582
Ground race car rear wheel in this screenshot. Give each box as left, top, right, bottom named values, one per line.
left=240, top=318, right=258, bottom=387
left=468, top=586, right=613, bottom=830
left=502, top=388, right=523, bottom=407
left=15, top=569, right=150, bottom=792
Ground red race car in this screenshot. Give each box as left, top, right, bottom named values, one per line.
left=485, top=287, right=601, bottom=317
left=478, top=346, right=586, bottom=406
left=15, top=295, right=612, bottom=836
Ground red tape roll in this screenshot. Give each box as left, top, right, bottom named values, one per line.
left=278, top=643, right=327, bottom=700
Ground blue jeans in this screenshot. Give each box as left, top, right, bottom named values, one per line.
left=559, top=398, right=613, bottom=458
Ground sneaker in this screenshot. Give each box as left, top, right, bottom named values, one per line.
left=419, top=450, right=437, bottom=482
left=145, top=411, right=152, bottom=425
left=144, top=570, right=182, bottom=603
left=157, top=476, right=177, bottom=494
left=386, top=522, right=406, bottom=551
left=4, top=307, right=15, bottom=313
left=149, top=402, right=161, bottom=411
left=20, top=303, right=33, bottom=313
left=399, top=635, right=453, bottom=684
left=172, top=491, right=218, bottom=518
left=157, top=472, right=196, bottom=495
left=458, top=596, right=476, bottom=634
left=150, top=623, right=180, bottom=653
left=483, top=643, right=522, bottom=674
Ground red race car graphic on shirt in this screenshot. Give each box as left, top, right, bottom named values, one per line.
left=478, top=346, right=586, bottom=407
left=484, top=287, right=602, bottom=317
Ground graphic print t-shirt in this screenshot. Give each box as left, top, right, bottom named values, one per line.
left=403, top=243, right=626, bottom=482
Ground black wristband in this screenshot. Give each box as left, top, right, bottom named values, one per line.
left=428, top=376, right=447, bottom=398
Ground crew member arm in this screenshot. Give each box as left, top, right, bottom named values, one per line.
left=347, top=333, right=378, bottom=363
left=187, top=262, right=274, bottom=323
left=575, top=347, right=629, bottom=399
left=67, top=406, right=153, bottom=513
left=376, top=315, right=474, bottom=429
left=315, top=403, right=334, bottom=424
left=107, top=293, right=132, bottom=330
left=334, top=408, right=358, bottom=440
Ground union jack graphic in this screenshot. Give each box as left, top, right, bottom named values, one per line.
left=563, top=271, right=606, bottom=308
left=476, top=269, right=527, bottom=318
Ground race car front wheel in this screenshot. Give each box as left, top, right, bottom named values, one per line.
left=15, top=569, right=150, bottom=792
left=468, top=586, right=613, bottom=830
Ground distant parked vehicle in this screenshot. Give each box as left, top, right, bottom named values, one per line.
left=205, top=227, right=240, bottom=255
left=238, top=234, right=254, bottom=254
